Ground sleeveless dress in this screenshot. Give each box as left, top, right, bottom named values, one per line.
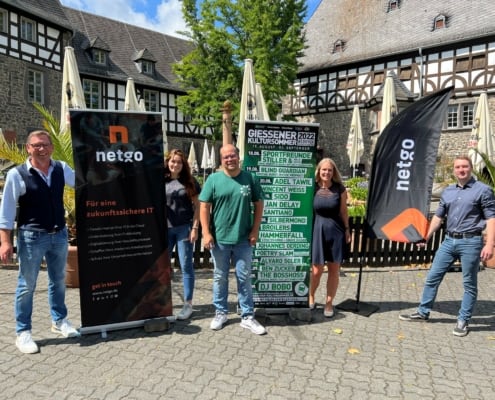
left=311, top=182, right=346, bottom=264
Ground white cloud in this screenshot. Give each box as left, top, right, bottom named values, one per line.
left=59, top=0, right=188, bottom=38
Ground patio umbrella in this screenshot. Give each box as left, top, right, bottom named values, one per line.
left=379, top=71, right=398, bottom=134
left=238, top=59, right=258, bottom=162
left=188, top=142, right=198, bottom=173
left=124, top=78, right=140, bottom=111
left=209, top=145, right=216, bottom=171
left=60, top=46, right=86, bottom=133
left=469, top=91, right=495, bottom=172
left=346, top=105, right=364, bottom=177
left=201, top=138, right=210, bottom=180
left=161, top=114, right=168, bottom=155
left=256, top=83, right=270, bottom=121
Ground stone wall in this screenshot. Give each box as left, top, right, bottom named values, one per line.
left=0, top=56, right=62, bottom=143
left=296, top=109, right=374, bottom=178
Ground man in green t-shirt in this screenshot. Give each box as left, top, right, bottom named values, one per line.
left=199, top=144, right=266, bottom=335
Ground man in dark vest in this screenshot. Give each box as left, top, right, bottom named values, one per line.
left=0, top=130, right=79, bottom=354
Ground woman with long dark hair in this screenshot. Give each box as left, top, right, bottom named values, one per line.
left=165, top=149, right=201, bottom=320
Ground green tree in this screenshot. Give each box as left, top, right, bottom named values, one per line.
left=174, top=0, right=307, bottom=138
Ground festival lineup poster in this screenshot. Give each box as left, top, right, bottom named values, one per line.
left=70, top=110, right=170, bottom=332
left=243, top=120, right=319, bottom=308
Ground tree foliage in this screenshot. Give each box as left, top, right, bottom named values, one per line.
left=174, top=0, right=307, bottom=139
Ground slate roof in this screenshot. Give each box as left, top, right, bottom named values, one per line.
left=300, top=0, right=495, bottom=74
left=63, top=7, right=193, bottom=91
left=2, top=0, right=71, bottom=30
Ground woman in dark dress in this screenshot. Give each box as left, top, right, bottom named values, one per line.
left=309, top=158, right=351, bottom=317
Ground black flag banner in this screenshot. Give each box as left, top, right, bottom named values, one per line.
left=366, top=87, right=453, bottom=242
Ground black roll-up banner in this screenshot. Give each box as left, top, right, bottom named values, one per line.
left=70, top=110, right=170, bottom=330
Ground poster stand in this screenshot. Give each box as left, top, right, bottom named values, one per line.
left=336, top=256, right=379, bottom=317
left=79, top=316, right=176, bottom=337
left=254, top=307, right=313, bottom=323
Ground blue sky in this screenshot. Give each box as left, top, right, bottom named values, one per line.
left=60, top=0, right=321, bottom=38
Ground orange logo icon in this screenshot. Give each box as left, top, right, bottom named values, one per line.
left=109, top=126, right=129, bottom=144
left=381, top=208, right=428, bottom=242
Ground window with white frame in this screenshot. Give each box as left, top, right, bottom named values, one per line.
left=433, top=14, right=447, bottom=30
left=141, top=60, right=154, bottom=75
left=21, top=17, right=36, bottom=42
left=83, top=79, right=101, bottom=109
left=0, top=9, right=7, bottom=33
left=143, top=89, right=159, bottom=111
left=27, top=70, right=43, bottom=103
left=387, top=0, right=400, bottom=12
left=332, top=39, right=345, bottom=53
left=446, top=103, right=474, bottom=129
left=93, top=49, right=106, bottom=65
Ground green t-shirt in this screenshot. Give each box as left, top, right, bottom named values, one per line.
left=199, top=170, right=263, bottom=244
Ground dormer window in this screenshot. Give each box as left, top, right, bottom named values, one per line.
left=85, top=36, right=111, bottom=66
left=387, top=0, right=400, bottom=12
left=141, top=60, right=154, bottom=75
left=333, top=39, right=345, bottom=53
left=133, top=48, right=157, bottom=76
left=93, top=49, right=106, bottom=65
left=433, top=14, right=447, bottom=30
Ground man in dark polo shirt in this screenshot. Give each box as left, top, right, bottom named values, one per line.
left=399, top=156, right=495, bottom=337
left=0, top=130, right=79, bottom=354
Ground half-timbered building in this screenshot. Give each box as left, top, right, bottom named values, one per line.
left=0, top=0, right=210, bottom=158
left=285, top=0, right=495, bottom=177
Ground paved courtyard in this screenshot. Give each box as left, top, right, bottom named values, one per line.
left=0, top=263, right=494, bottom=399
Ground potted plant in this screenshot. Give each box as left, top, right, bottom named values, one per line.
left=0, top=103, right=79, bottom=284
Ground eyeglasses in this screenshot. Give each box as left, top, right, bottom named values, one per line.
left=222, top=154, right=238, bottom=160
left=29, top=143, right=52, bottom=149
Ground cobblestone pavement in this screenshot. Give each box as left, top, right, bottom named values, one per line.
left=0, top=264, right=494, bottom=400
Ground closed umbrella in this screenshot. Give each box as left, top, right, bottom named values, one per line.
left=238, top=59, right=258, bottom=162
left=209, top=145, right=216, bottom=171
left=161, top=114, right=168, bottom=155
left=346, top=105, right=364, bottom=177
left=469, top=91, right=495, bottom=172
left=379, top=71, right=398, bottom=134
left=201, top=138, right=210, bottom=180
left=188, top=142, right=198, bottom=173
left=124, top=78, right=140, bottom=111
left=256, top=83, right=270, bottom=121
left=60, top=46, right=86, bottom=132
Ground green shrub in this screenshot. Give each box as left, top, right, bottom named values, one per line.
left=345, top=177, right=368, bottom=218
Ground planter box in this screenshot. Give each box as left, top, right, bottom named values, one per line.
left=65, top=245, right=79, bottom=288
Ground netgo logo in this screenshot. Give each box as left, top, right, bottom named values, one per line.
left=95, top=126, right=144, bottom=162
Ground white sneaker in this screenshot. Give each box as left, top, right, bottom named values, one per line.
left=176, top=303, right=193, bottom=320
left=51, top=318, right=80, bottom=338
left=16, top=331, right=39, bottom=354
left=210, top=312, right=228, bottom=330
left=240, top=316, right=267, bottom=335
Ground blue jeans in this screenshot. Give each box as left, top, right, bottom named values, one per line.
left=418, top=235, right=482, bottom=322
left=15, top=228, right=69, bottom=333
left=168, top=224, right=195, bottom=302
left=210, top=241, right=254, bottom=318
